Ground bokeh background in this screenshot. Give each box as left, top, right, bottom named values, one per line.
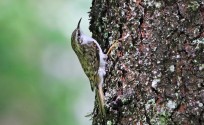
left=0, top=0, right=94, bottom=125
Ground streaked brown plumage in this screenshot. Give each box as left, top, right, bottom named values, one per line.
left=71, top=18, right=106, bottom=116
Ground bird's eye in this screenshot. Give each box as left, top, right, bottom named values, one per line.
left=77, top=31, right=80, bottom=36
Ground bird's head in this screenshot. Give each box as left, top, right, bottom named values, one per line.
left=71, top=18, right=82, bottom=51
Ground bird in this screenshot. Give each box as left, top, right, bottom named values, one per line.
left=71, top=18, right=107, bottom=116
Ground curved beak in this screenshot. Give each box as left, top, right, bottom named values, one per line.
left=77, top=18, right=82, bottom=29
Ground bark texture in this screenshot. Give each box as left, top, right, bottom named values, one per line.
left=89, top=0, right=204, bottom=124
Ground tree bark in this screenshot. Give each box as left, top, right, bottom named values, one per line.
left=89, top=0, right=204, bottom=124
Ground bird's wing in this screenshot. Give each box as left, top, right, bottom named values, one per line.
left=78, top=41, right=100, bottom=91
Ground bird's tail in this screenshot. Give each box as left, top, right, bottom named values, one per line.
left=96, top=87, right=106, bottom=117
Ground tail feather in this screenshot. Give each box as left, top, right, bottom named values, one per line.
left=95, top=66, right=106, bottom=117
left=96, top=87, right=106, bottom=117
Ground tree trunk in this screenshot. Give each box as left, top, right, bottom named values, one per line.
left=89, top=0, right=204, bottom=124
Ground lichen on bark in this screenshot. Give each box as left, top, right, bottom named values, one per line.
left=89, top=0, right=204, bottom=124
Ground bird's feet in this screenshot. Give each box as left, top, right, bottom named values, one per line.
left=106, top=40, right=119, bottom=55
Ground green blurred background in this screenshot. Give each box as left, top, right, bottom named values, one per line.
left=0, top=0, right=94, bottom=125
